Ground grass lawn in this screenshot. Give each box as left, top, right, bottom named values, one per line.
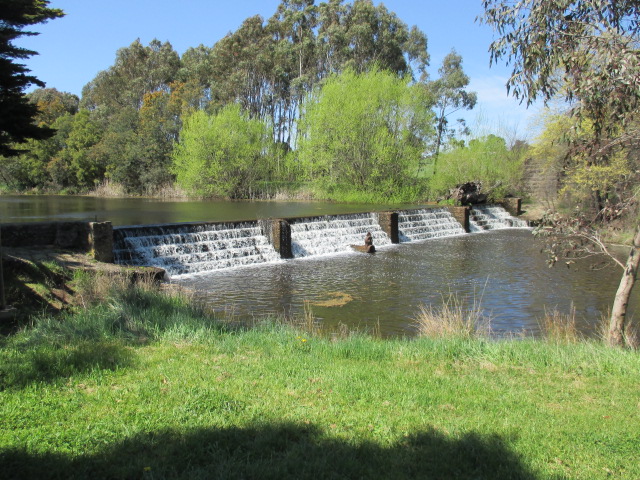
left=1, top=280, right=639, bottom=479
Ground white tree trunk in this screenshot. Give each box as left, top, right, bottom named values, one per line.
left=608, top=225, right=640, bottom=347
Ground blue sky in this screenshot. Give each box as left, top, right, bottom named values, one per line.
left=20, top=0, right=542, bottom=139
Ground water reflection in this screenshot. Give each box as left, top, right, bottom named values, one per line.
left=177, top=230, right=635, bottom=338
left=0, top=195, right=421, bottom=226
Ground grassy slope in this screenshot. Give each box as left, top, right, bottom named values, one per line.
left=0, top=284, right=638, bottom=480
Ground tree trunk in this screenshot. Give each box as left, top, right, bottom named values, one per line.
left=608, top=225, right=640, bottom=347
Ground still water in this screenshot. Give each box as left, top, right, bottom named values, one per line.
left=0, top=195, right=418, bottom=226
left=177, top=229, right=636, bottom=338
left=2, top=195, right=634, bottom=337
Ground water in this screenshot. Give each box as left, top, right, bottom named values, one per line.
left=113, top=222, right=282, bottom=275
left=290, top=213, right=392, bottom=257
left=0, top=195, right=421, bottom=226
left=470, top=204, right=529, bottom=232
left=4, top=195, right=632, bottom=338
left=398, top=207, right=466, bottom=241
left=177, top=229, right=636, bottom=339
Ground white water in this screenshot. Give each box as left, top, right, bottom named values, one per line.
left=397, top=208, right=466, bottom=242
left=469, top=205, right=529, bottom=232
left=113, top=222, right=281, bottom=276
left=113, top=207, right=528, bottom=275
left=290, top=213, right=391, bottom=257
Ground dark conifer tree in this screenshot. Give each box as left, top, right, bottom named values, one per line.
left=0, top=0, right=63, bottom=156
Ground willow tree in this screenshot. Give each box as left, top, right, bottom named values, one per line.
left=297, top=68, right=433, bottom=199
left=172, top=105, right=271, bottom=199
left=481, top=0, right=640, bottom=347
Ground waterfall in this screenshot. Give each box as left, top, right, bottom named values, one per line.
left=290, top=213, right=391, bottom=257
left=113, top=222, right=281, bottom=276
left=397, top=208, right=466, bottom=242
left=469, top=205, right=529, bottom=232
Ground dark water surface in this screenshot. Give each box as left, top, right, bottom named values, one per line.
left=177, top=229, right=637, bottom=338
left=0, top=195, right=419, bottom=226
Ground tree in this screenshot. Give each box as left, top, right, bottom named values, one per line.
left=297, top=68, right=433, bottom=199
left=172, top=105, right=271, bottom=198
left=480, top=0, right=640, bottom=347
left=429, top=134, right=525, bottom=201
left=0, top=0, right=63, bottom=156
left=427, top=50, right=477, bottom=172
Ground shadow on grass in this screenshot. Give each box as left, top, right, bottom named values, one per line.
left=1, top=422, right=550, bottom=479
left=0, top=341, right=135, bottom=390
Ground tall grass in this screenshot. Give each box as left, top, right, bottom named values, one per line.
left=414, top=293, right=491, bottom=339
left=537, top=305, right=581, bottom=344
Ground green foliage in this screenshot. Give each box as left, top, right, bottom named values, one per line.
left=53, top=109, right=104, bottom=189
left=429, top=135, right=525, bottom=200
left=172, top=105, right=271, bottom=198
left=297, top=68, right=433, bottom=199
left=482, top=0, right=640, bottom=347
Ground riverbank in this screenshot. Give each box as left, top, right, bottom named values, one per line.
left=0, top=278, right=638, bottom=479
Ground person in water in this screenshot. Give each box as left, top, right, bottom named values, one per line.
left=364, top=232, right=373, bottom=246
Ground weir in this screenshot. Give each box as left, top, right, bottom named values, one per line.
left=397, top=207, right=466, bottom=242
left=469, top=205, right=529, bottom=232
left=0, top=201, right=528, bottom=278
left=110, top=204, right=527, bottom=276
left=289, top=213, right=392, bottom=257
left=113, top=221, right=281, bottom=276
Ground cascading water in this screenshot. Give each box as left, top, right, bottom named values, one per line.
left=290, top=213, right=391, bottom=257
left=397, top=208, right=466, bottom=242
left=113, top=222, right=281, bottom=276
left=469, top=204, right=529, bottom=232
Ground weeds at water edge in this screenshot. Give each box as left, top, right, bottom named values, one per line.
left=414, top=293, right=492, bottom=339
left=538, top=305, right=581, bottom=344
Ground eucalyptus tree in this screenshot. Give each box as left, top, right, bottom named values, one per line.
left=427, top=49, right=477, bottom=172
left=480, top=0, right=640, bottom=347
left=204, top=0, right=431, bottom=150
left=81, top=39, right=180, bottom=112
left=80, top=39, right=182, bottom=193
left=342, top=0, right=428, bottom=76
left=0, top=0, right=63, bottom=157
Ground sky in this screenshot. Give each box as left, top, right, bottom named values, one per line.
left=19, top=0, right=543, bottom=140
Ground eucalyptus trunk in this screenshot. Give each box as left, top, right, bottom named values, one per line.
left=608, top=225, right=640, bottom=347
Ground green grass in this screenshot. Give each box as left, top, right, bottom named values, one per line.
left=1, top=283, right=639, bottom=479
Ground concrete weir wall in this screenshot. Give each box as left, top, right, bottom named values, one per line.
left=2, top=199, right=521, bottom=265
left=0, top=221, right=114, bottom=263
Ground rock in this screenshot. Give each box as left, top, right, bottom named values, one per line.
left=446, top=182, right=487, bottom=205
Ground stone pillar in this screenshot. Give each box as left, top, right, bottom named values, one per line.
left=500, top=198, right=522, bottom=216
left=377, top=211, right=399, bottom=244
left=264, top=219, right=293, bottom=259
left=447, top=206, right=470, bottom=233
left=89, top=221, right=114, bottom=263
